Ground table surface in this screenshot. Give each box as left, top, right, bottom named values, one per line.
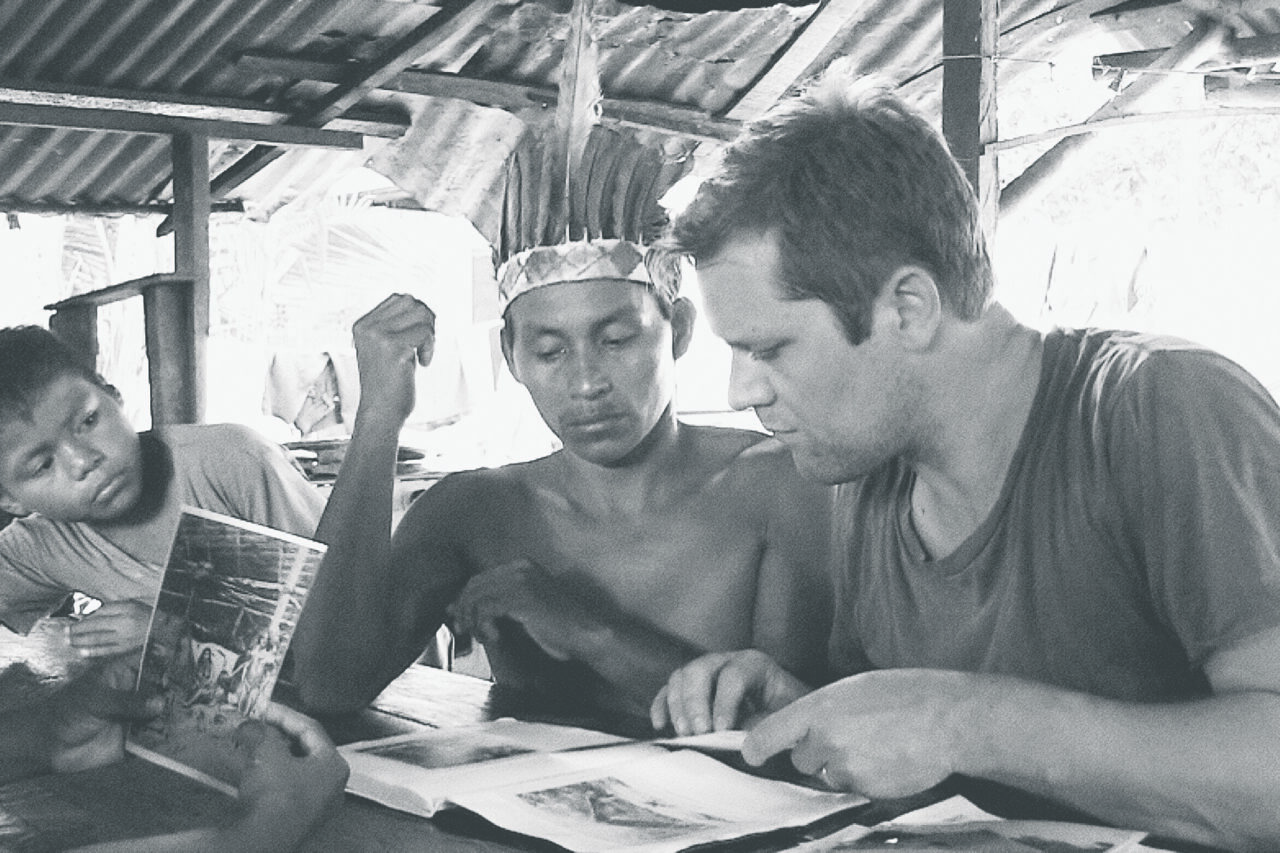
left=0, top=619, right=1198, bottom=853
left=0, top=619, right=921, bottom=853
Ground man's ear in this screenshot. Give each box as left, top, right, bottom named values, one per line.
left=670, top=297, right=696, bottom=360
left=500, top=322, right=522, bottom=384
left=879, top=265, right=942, bottom=352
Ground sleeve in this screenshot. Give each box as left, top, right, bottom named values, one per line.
left=207, top=425, right=327, bottom=539
left=0, top=524, right=75, bottom=634
left=1109, top=348, right=1280, bottom=667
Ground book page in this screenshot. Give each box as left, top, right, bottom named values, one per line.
left=791, top=796, right=1148, bottom=852
left=342, top=720, right=643, bottom=817
left=450, top=748, right=868, bottom=853
left=126, top=507, right=326, bottom=794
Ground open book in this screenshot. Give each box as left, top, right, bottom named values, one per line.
left=342, top=720, right=869, bottom=853
left=788, top=794, right=1149, bottom=852
left=126, top=506, right=326, bottom=795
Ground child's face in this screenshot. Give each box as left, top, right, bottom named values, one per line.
left=0, top=374, right=143, bottom=522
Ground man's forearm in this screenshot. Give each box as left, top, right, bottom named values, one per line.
left=565, top=616, right=705, bottom=717
left=292, top=412, right=404, bottom=711
left=957, top=677, right=1280, bottom=851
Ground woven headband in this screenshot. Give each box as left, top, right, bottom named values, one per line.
left=497, top=239, right=649, bottom=312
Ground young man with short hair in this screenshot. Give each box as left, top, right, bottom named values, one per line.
left=293, top=239, right=834, bottom=719
left=649, top=72, right=1280, bottom=851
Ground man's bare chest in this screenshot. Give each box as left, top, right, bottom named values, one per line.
left=474, top=503, right=765, bottom=637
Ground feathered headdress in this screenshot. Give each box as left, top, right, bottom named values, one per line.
left=495, top=0, right=692, bottom=310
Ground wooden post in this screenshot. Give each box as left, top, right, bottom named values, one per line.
left=165, top=132, right=210, bottom=425
left=48, top=304, right=99, bottom=369
left=942, top=0, right=999, bottom=237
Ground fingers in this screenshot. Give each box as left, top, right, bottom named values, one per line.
left=450, top=561, right=535, bottom=642
left=741, top=694, right=813, bottom=767
left=355, top=293, right=436, bottom=365
left=649, top=685, right=672, bottom=731
left=67, top=603, right=150, bottom=657
left=659, top=653, right=747, bottom=736
left=260, top=702, right=335, bottom=757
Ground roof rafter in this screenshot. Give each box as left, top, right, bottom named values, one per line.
left=0, top=96, right=363, bottom=150
left=201, top=0, right=510, bottom=210
left=1000, top=16, right=1229, bottom=214
left=0, top=78, right=406, bottom=139
left=236, top=52, right=741, bottom=143
left=723, top=0, right=875, bottom=121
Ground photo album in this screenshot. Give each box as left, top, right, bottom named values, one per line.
left=126, top=506, right=326, bottom=795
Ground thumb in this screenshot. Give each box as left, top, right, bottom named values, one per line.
left=235, top=718, right=292, bottom=759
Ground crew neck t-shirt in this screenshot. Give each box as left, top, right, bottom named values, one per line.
left=828, top=327, right=1280, bottom=702
left=0, top=423, right=325, bottom=634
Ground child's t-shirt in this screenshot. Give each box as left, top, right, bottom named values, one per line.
left=0, top=423, right=326, bottom=634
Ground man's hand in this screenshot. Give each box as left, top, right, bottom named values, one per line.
left=50, top=658, right=161, bottom=773
left=649, top=650, right=810, bottom=736
left=231, top=703, right=348, bottom=832
left=742, top=668, right=976, bottom=798
left=351, top=293, right=436, bottom=425
left=450, top=559, right=594, bottom=664
left=67, top=600, right=152, bottom=658
left=66, top=704, right=350, bottom=853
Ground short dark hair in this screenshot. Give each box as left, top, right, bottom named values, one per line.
left=0, top=326, right=113, bottom=424
left=652, top=73, right=993, bottom=345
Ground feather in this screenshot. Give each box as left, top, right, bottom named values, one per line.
left=555, top=0, right=604, bottom=242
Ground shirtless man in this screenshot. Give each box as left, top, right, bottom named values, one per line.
left=292, top=239, right=832, bottom=719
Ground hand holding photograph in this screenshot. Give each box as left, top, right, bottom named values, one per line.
left=126, top=507, right=326, bottom=794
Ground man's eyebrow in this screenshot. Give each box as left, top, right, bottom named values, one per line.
left=590, top=309, right=644, bottom=333
left=524, top=308, right=642, bottom=338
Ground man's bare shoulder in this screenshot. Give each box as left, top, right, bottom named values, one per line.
left=683, top=424, right=805, bottom=480
left=398, top=457, right=559, bottom=540
left=414, top=464, right=536, bottom=513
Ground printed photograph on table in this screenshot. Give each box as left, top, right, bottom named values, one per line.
left=127, top=506, right=325, bottom=794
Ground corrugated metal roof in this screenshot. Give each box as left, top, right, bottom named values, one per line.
left=1, top=0, right=1277, bottom=218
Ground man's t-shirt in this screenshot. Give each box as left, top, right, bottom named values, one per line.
left=0, top=423, right=325, bottom=634
left=829, top=327, right=1280, bottom=702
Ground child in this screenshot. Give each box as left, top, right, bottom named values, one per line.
left=0, top=326, right=325, bottom=657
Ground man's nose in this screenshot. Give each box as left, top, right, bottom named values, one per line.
left=569, top=350, right=611, bottom=398
left=726, top=350, right=773, bottom=412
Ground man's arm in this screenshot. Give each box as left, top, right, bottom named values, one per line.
left=655, top=634, right=1280, bottom=851
left=67, top=704, right=348, bottom=853
left=291, top=294, right=450, bottom=714
left=944, top=626, right=1280, bottom=851
left=451, top=558, right=707, bottom=717
left=750, top=449, right=834, bottom=685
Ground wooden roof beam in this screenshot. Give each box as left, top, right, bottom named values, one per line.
left=0, top=200, right=243, bottom=216
left=236, top=52, right=742, bottom=143
left=999, top=17, right=1230, bottom=215
left=0, top=98, right=364, bottom=150
left=201, top=0, right=509, bottom=213
left=0, top=79, right=406, bottom=139
left=943, top=0, right=998, bottom=237
left=723, top=0, right=876, bottom=121
left=1094, top=31, right=1280, bottom=80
